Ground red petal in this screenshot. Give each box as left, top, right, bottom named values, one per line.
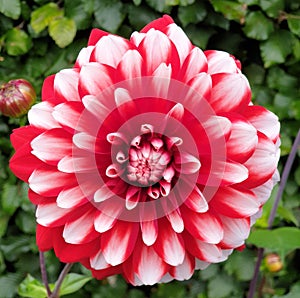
left=132, top=240, right=169, bottom=285
left=63, top=209, right=98, bottom=244
left=42, top=75, right=56, bottom=103
left=54, top=69, right=80, bottom=102
left=78, top=63, right=114, bottom=97
left=241, top=132, right=279, bottom=188
left=219, top=215, right=250, bottom=248
left=210, top=73, right=251, bottom=113
left=28, top=102, right=60, bottom=129
left=29, top=165, right=75, bottom=197
left=225, top=116, right=258, bottom=163
left=10, top=143, right=41, bottom=182
left=170, top=252, right=195, bottom=281
left=243, top=105, right=280, bottom=143
left=90, top=35, right=131, bottom=67
left=181, top=206, right=223, bottom=244
left=31, top=128, right=72, bottom=165
left=53, top=230, right=100, bottom=262
left=154, top=219, right=185, bottom=266
left=205, top=50, right=240, bottom=74
left=140, top=15, right=174, bottom=33
left=88, top=28, right=108, bottom=46
left=209, top=186, right=259, bottom=218
left=101, top=221, right=139, bottom=266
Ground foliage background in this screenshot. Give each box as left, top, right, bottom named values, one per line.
left=0, top=0, right=300, bottom=297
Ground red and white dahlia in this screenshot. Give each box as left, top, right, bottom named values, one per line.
left=10, top=15, right=280, bottom=285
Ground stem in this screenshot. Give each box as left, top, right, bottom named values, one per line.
left=267, top=129, right=300, bottom=228
left=39, top=251, right=52, bottom=297
left=49, top=263, right=73, bottom=298
left=247, top=129, right=300, bottom=298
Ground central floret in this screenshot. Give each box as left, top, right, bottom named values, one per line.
left=126, top=134, right=171, bottom=186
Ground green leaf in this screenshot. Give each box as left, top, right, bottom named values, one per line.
left=0, top=0, right=21, bottom=19
left=243, top=11, right=274, bottom=40
left=18, top=274, right=47, bottom=298
left=185, top=25, right=215, bottom=48
left=5, top=28, right=32, bottom=56
left=292, top=36, right=300, bottom=60
left=179, top=0, right=196, bottom=5
left=238, top=0, right=259, bottom=4
left=128, top=4, right=159, bottom=31
left=178, top=2, right=207, bottom=27
left=0, top=273, right=24, bottom=298
left=94, top=0, right=125, bottom=33
left=0, top=211, right=9, bottom=237
left=224, top=249, right=256, bottom=281
left=65, top=0, right=92, bottom=30
left=166, top=0, right=179, bottom=5
left=207, top=274, right=235, bottom=298
left=30, top=3, right=63, bottom=33
left=133, top=0, right=142, bottom=5
left=277, top=206, right=299, bottom=226
left=49, top=17, right=76, bottom=48
left=260, top=30, right=293, bottom=67
left=59, top=273, right=92, bottom=296
left=247, top=227, right=300, bottom=253
left=1, top=183, right=27, bottom=215
left=260, top=0, right=285, bottom=18
left=210, top=0, right=247, bottom=22
left=145, top=0, right=171, bottom=13
left=287, top=13, right=300, bottom=37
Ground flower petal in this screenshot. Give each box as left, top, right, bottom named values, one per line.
left=28, top=102, right=60, bottom=129
left=243, top=105, right=280, bottom=142
left=78, top=62, right=114, bottom=97
left=165, top=23, right=193, bottom=65
left=101, top=221, right=139, bottom=266
left=209, top=186, right=259, bottom=218
left=29, top=166, right=75, bottom=197
left=220, top=215, right=250, bottom=248
left=210, top=73, right=251, bottom=113
left=63, top=209, right=97, bottom=244
left=133, top=242, right=169, bottom=285
left=54, top=69, right=80, bottom=102
left=154, top=219, right=185, bottom=266
left=91, top=35, right=131, bottom=67
left=205, top=50, right=240, bottom=74
left=138, top=29, right=173, bottom=75
left=182, top=206, right=223, bottom=244
left=170, top=253, right=195, bottom=281
left=31, top=129, right=72, bottom=165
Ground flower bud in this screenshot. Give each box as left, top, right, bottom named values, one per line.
left=264, top=253, right=283, bottom=273
left=0, top=79, right=36, bottom=118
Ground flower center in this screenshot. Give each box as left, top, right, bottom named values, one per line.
left=126, top=135, right=171, bottom=186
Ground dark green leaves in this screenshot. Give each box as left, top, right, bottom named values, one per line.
left=260, top=30, right=294, bottom=67
left=210, top=0, right=247, bottom=22
left=94, top=0, right=125, bottom=33
left=178, top=2, right=207, bottom=27
left=243, top=11, right=274, bottom=40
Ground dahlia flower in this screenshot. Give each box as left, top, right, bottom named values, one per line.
left=10, top=15, right=280, bottom=285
